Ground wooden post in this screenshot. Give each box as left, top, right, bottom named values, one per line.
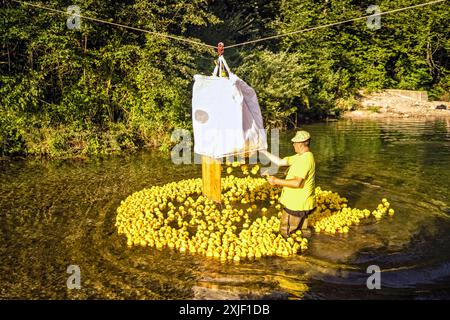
left=201, top=155, right=221, bottom=203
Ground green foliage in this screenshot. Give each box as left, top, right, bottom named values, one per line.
left=234, top=0, right=450, bottom=120
left=1, top=0, right=218, bottom=158
left=0, top=111, right=26, bottom=157
left=0, top=0, right=449, bottom=158
left=237, top=50, right=309, bottom=128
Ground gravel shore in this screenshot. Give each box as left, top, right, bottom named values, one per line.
left=343, top=90, right=450, bottom=119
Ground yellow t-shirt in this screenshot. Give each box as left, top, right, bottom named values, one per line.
left=279, top=151, right=316, bottom=211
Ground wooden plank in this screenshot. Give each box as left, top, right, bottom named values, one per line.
left=201, top=155, right=221, bottom=203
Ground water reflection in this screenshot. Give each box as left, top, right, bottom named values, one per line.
left=1, top=119, right=450, bottom=299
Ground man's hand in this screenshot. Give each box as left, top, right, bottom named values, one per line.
left=267, top=176, right=277, bottom=186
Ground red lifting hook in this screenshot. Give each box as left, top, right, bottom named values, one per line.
left=217, top=42, right=224, bottom=56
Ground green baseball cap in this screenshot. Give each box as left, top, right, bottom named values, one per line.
left=291, top=130, right=311, bottom=143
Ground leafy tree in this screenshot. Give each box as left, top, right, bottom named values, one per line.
left=0, top=0, right=449, bottom=157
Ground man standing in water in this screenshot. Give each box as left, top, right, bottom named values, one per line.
left=261, top=130, right=316, bottom=238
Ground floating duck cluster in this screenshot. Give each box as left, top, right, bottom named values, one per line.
left=116, top=163, right=394, bottom=262
left=309, top=188, right=394, bottom=234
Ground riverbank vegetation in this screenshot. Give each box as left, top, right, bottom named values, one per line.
left=1, top=0, right=449, bottom=158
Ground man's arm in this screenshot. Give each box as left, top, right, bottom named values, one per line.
left=268, top=176, right=304, bottom=188
left=260, top=150, right=289, bottom=167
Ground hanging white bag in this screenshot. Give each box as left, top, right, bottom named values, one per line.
left=192, top=55, right=267, bottom=158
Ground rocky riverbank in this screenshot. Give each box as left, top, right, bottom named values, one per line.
left=343, top=90, right=450, bottom=119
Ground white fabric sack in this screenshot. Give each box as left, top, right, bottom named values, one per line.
left=192, top=56, right=267, bottom=158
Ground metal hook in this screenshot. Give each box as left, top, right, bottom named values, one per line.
left=217, top=42, right=224, bottom=56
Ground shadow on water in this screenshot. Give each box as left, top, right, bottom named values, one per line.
left=301, top=216, right=450, bottom=299
left=1, top=118, right=450, bottom=299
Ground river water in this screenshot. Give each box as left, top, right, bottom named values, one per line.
left=1, top=118, right=450, bottom=299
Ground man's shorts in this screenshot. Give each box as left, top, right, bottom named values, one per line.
left=284, top=207, right=316, bottom=218
left=280, top=207, right=316, bottom=238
